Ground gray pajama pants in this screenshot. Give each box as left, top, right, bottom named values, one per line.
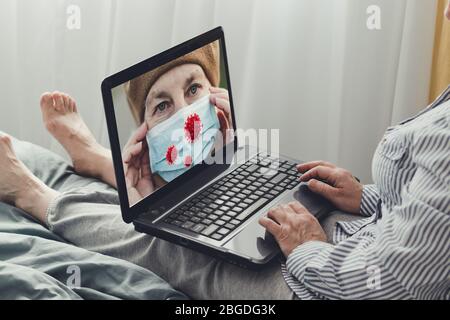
left=8, top=133, right=359, bottom=300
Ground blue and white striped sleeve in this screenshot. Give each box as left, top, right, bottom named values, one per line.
left=285, top=116, right=450, bottom=300
left=360, top=184, right=380, bottom=216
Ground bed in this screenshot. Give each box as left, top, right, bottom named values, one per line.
left=0, top=201, right=187, bottom=300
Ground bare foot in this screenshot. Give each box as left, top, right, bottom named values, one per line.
left=0, top=134, right=59, bottom=224
left=40, top=91, right=116, bottom=187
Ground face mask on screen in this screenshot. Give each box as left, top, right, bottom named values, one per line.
left=146, top=94, right=220, bottom=182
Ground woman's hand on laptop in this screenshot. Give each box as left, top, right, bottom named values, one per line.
left=259, top=201, right=327, bottom=257
left=297, top=161, right=363, bottom=214
left=123, top=122, right=154, bottom=205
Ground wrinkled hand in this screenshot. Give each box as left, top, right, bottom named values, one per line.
left=209, top=87, right=233, bottom=144
left=259, top=201, right=327, bottom=257
left=297, top=161, right=363, bottom=214
left=122, top=123, right=154, bottom=205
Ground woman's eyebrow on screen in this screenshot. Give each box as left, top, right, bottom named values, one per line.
left=183, top=70, right=204, bottom=91
left=148, top=90, right=171, bottom=104
left=145, top=69, right=205, bottom=115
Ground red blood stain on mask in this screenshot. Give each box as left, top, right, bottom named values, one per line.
left=184, top=155, right=192, bottom=168
left=166, top=145, right=177, bottom=165
left=184, top=113, right=202, bottom=143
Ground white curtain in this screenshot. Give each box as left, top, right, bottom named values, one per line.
left=0, top=0, right=437, bottom=183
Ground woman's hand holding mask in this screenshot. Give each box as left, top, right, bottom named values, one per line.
left=209, top=87, right=233, bottom=143
left=123, top=122, right=154, bottom=205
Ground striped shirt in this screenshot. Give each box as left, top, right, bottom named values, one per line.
left=282, top=85, right=450, bottom=300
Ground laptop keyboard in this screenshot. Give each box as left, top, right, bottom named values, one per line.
left=163, top=154, right=300, bottom=241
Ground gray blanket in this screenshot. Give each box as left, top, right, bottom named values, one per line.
left=0, top=202, right=187, bottom=300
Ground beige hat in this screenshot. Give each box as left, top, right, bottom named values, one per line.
left=125, top=41, right=220, bottom=124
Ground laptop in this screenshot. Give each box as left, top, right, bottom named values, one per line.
left=101, top=27, right=334, bottom=269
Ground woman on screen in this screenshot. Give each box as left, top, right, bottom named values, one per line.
left=122, top=41, right=233, bottom=204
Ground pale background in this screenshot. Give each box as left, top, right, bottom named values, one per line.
left=0, top=0, right=438, bottom=183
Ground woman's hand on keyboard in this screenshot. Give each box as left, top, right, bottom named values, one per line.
left=297, top=161, right=363, bottom=214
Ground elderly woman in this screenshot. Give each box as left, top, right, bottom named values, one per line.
left=123, top=42, right=232, bottom=204
left=0, top=3, right=449, bottom=299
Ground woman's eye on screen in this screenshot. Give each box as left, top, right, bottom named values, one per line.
left=154, top=101, right=170, bottom=115
left=187, top=83, right=201, bottom=97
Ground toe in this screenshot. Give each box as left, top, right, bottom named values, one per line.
left=66, top=94, right=77, bottom=112
left=62, top=94, right=70, bottom=111
left=0, top=134, right=12, bottom=149
left=40, top=92, right=54, bottom=109
left=53, top=92, right=65, bottom=112
left=72, top=99, right=78, bottom=113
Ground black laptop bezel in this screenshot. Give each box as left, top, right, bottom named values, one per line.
left=101, top=27, right=238, bottom=223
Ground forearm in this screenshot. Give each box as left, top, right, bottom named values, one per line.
left=285, top=235, right=413, bottom=299
left=286, top=167, right=449, bottom=300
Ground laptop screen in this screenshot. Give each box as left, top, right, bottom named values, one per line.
left=110, top=39, right=234, bottom=207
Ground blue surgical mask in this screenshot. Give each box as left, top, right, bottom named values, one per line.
left=146, top=94, right=220, bottom=182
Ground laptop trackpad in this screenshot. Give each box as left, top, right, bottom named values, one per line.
left=223, top=217, right=279, bottom=262
left=223, top=183, right=335, bottom=263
